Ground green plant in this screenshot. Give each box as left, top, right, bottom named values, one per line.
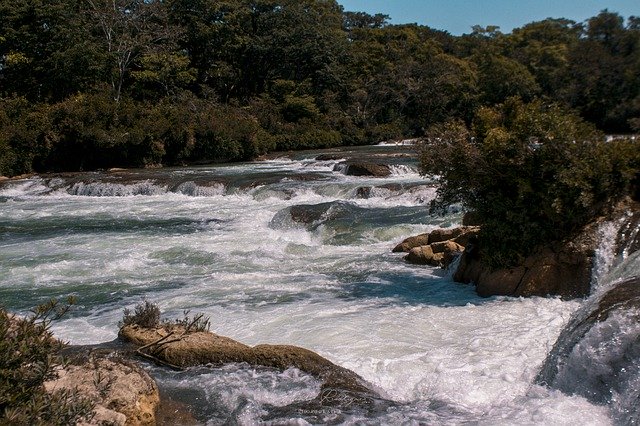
left=120, top=300, right=161, bottom=328
left=171, top=310, right=211, bottom=333
left=0, top=298, right=95, bottom=425
left=420, top=98, right=639, bottom=267
left=120, top=302, right=211, bottom=333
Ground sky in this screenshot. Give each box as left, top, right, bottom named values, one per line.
left=337, top=0, right=639, bottom=35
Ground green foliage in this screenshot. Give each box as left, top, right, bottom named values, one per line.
left=120, top=300, right=161, bottom=328
left=420, top=98, right=639, bottom=267
left=0, top=3, right=638, bottom=176
left=169, top=310, right=211, bottom=333
left=121, top=302, right=211, bottom=333
left=0, top=298, right=95, bottom=425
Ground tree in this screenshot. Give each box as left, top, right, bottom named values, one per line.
left=85, top=0, right=180, bottom=103
left=0, top=0, right=103, bottom=101
left=419, top=98, right=638, bottom=266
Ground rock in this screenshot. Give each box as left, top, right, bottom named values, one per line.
left=356, top=186, right=372, bottom=199
left=454, top=200, right=640, bottom=299
left=428, top=227, right=467, bottom=244
left=405, top=245, right=442, bottom=266
left=396, top=227, right=474, bottom=268
left=452, top=228, right=480, bottom=247
left=392, top=233, right=430, bottom=253
left=536, top=276, right=640, bottom=425
left=455, top=239, right=594, bottom=298
left=0, top=176, right=8, bottom=182
left=404, top=241, right=464, bottom=267
left=45, top=355, right=159, bottom=426
left=336, top=161, right=391, bottom=177
left=119, top=324, right=383, bottom=411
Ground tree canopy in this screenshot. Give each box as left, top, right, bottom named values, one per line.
left=0, top=2, right=638, bottom=176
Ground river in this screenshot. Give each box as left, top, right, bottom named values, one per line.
left=0, top=145, right=616, bottom=424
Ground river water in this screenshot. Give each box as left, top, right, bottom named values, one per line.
left=0, top=145, right=618, bottom=424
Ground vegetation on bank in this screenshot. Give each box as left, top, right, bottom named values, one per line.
left=0, top=299, right=94, bottom=425
left=420, top=98, right=640, bottom=267
left=0, top=1, right=638, bottom=176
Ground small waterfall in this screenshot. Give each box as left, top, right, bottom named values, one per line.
left=67, top=181, right=167, bottom=197
left=591, top=220, right=625, bottom=294
left=388, top=164, right=418, bottom=176
left=537, top=204, right=640, bottom=424
left=173, top=181, right=225, bottom=197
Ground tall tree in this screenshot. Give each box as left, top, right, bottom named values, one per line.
left=85, top=0, right=179, bottom=103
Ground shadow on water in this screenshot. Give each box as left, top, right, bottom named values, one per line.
left=333, top=270, right=488, bottom=307
left=0, top=279, right=190, bottom=314
left=0, top=216, right=226, bottom=244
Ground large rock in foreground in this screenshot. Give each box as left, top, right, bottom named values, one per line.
left=119, top=324, right=385, bottom=411
left=45, top=355, right=159, bottom=426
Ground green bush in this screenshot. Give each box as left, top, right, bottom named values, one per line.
left=0, top=299, right=94, bottom=425
left=120, top=300, right=161, bottom=329
left=420, top=98, right=639, bottom=267
left=121, top=302, right=211, bottom=333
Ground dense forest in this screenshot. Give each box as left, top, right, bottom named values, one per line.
left=0, top=0, right=639, bottom=176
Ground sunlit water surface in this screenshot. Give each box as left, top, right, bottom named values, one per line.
left=0, top=146, right=616, bottom=424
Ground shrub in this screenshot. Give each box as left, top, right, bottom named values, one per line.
left=120, top=300, right=161, bottom=328
left=420, top=98, right=639, bottom=267
left=0, top=298, right=94, bottom=425
left=120, top=302, right=210, bottom=333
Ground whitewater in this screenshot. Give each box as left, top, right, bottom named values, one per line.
left=0, top=145, right=628, bottom=424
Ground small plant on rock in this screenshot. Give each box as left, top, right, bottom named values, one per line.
left=120, top=300, right=161, bottom=328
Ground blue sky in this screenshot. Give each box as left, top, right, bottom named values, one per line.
left=337, top=0, right=639, bottom=35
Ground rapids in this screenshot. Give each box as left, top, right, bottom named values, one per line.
left=0, top=145, right=630, bottom=424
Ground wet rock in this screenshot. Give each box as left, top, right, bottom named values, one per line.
left=405, top=241, right=464, bottom=267
left=119, top=324, right=383, bottom=412
left=392, top=233, right=430, bottom=253
left=536, top=277, right=640, bottom=425
left=428, top=227, right=469, bottom=244
left=45, top=355, right=159, bottom=426
left=356, top=186, right=372, bottom=199
left=336, top=161, right=391, bottom=177
left=393, top=227, right=479, bottom=254
left=454, top=200, right=640, bottom=299
left=455, top=237, right=594, bottom=298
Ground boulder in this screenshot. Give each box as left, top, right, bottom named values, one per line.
left=536, top=276, right=640, bottom=425
left=336, top=162, right=391, bottom=177
left=454, top=239, right=594, bottom=299
left=119, top=324, right=383, bottom=410
left=45, top=355, right=159, bottom=426
left=405, top=245, right=442, bottom=266
left=404, top=241, right=464, bottom=267
left=454, top=199, right=640, bottom=299
left=393, top=226, right=479, bottom=253
left=355, top=186, right=372, bottom=199
left=428, top=227, right=468, bottom=244
left=392, top=233, right=430, bottom=253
